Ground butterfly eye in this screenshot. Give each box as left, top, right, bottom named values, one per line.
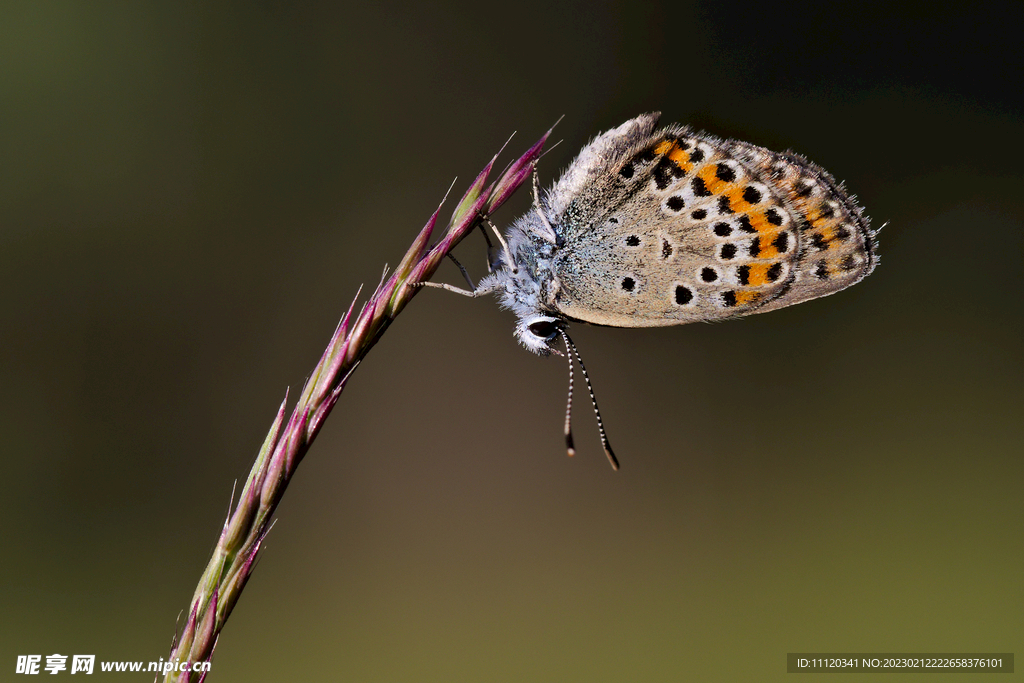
left=528, top=320, right=559, bottom=340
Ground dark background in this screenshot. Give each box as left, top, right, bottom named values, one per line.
left=2, top=1, right=1021, bottom=681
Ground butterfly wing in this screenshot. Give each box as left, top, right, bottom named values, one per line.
left=722, top=140, right=876, bottom=314
left=544, top=112, right=662, bottom=221
left=545, top=121, right=875, bottom=328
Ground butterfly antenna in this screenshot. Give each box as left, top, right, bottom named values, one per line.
left=560, top=330, right=619, bottom=470
left=561, top=331, right=576, bottom=458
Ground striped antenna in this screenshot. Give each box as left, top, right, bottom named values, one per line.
left=559, top=330, right=619, bottom=470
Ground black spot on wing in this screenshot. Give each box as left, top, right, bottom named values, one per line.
left=737, top=265, right=750, bottom=285
left=675, top=285, right=693, bottom=305
left=772, top=231, right=789, bottom=253
left=692, top=177, right=711, bottom=197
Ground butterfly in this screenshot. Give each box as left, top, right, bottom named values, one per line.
left=423, top=112, right=877, bottom=467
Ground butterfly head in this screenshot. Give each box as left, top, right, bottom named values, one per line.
left=476, top=210, right=567, bottom=356
left=515, top=314, right=563, bottom=355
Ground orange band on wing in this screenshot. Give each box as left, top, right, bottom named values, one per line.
left=734, top=290, right=761, bottom=305
left=696, top=165, right=734, bottom=195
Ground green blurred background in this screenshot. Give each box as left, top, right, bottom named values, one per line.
left=2, top=1, right=1020, bottom=681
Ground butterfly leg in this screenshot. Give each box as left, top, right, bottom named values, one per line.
left=445, top=252, right=477, bottom=290
left=529, top=169, right=558, bottom=244
left=475, top=222, right=497, bottom=274
left=413, top=280, right=495, bottom=297
left=411, top=252, right=502, bottom=297
left=480, top=215, right=516, bottom=274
